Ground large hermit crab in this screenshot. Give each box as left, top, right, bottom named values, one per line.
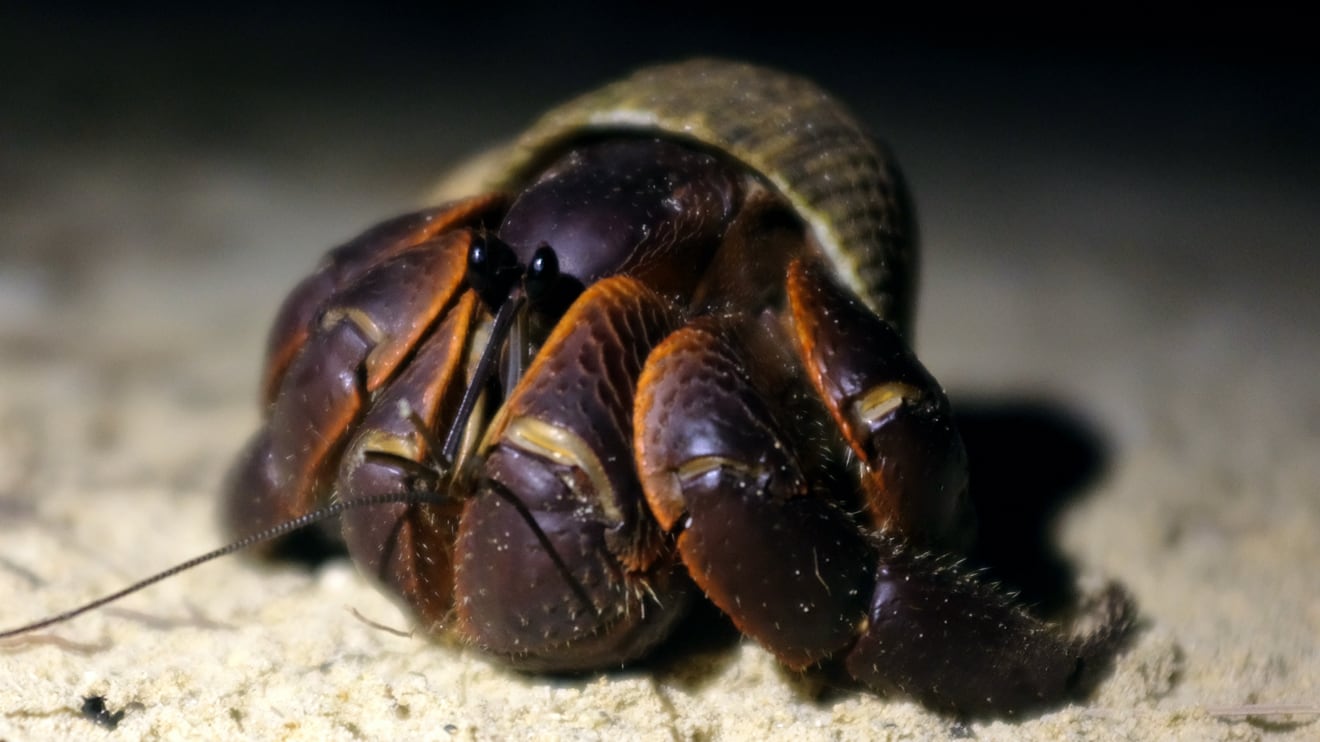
left=220, top=59, right=1133, bottom=715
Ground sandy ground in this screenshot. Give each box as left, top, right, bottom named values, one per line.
left=1, top=30, right=1317, bottom=741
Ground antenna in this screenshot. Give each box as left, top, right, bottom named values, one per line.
left=0, top=491, right=452, bottom=639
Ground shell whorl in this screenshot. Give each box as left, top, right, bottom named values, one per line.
left=484, top=59, right=917, bottom=338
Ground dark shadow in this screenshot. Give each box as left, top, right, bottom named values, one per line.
left=505, top=598, right=741, bottom=696
left=633, top=596, right=741, bottom=691
left=954, top=396, right=1112, bottom=617
left=81, top=695, right=126, bottom=731
left=264, top=520, right=348, bottom=568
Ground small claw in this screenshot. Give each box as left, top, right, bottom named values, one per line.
left=844, top=533, right=1136, bottom=716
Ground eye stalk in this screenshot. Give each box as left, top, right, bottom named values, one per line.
left=524, top=244, right=560, bottom=306
left=443, top=236, right=564, bottom=470
left=466, top=234, right=521, bottom=311
left=465, top=235, right=562, bottom=311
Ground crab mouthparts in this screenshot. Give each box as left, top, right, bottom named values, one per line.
left=441, top=238, right=563, bottom=469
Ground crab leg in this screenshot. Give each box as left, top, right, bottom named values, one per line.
left=453, top=276, right=693, bottom=670
left=633, top=317, right=874, bottom=670
left=224, top=229, right=475, bottom=541
left=846, top=537, right=1134, bottom=714
left=786, top=259, right=1134, bottom=713
left=786, top=259, right=974, bottom=552
left=336, top=290, right=480, bottom=628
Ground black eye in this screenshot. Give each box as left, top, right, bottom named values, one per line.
left=466, top=234, right=519, bottom=309
left=525, top=244, right=559, bottom=305
left=466, top=236, right=487, bottom=271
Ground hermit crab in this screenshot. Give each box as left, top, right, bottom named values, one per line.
left=4, top=59, right=1133, bottom=716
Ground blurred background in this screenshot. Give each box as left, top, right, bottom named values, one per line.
left=4, top=7, right=1315, bottom=272
left=0, top=6, right=1317, bottom=738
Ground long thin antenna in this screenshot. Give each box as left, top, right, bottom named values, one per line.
left=0, top=492, right=451, bottom=640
